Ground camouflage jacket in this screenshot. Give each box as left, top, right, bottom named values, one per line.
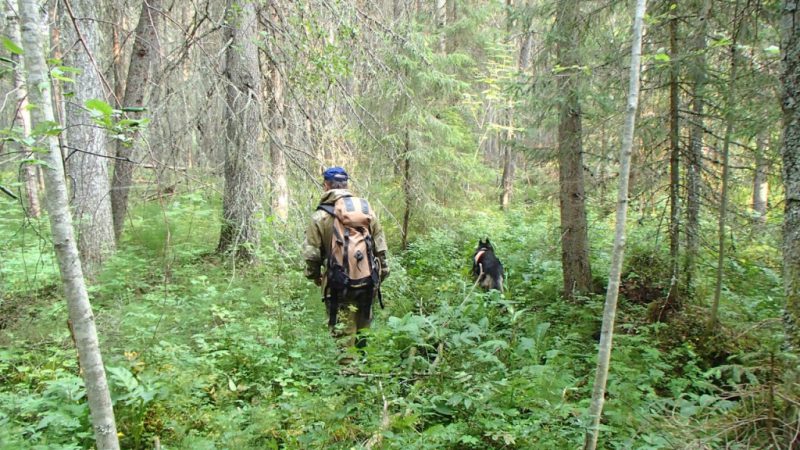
left=303, top=189, right=389, bottom=282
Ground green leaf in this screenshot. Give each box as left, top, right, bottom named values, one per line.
left=121, top=106, right=147, bottom=113
left=31, top=121, right=62, bottom=137
left=50, top=67, right=75, bottom=83
left=432, top=402, right=455, bottom=416
left=85, top=98, right=113, bottom=117
left=653, top=53, right=670, bottom=62
left=2, top=37, right=24, bottom=56
left=764, top=45, right=780, bottom=56
left=20, top=159, right=50, bottom=169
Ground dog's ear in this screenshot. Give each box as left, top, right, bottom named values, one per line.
left=485, top=238, right=491, bottom=245
left=478, top=238, right=485, bottom=246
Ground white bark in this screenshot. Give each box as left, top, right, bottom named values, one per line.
left=6, top=3, right=41, bottom=218
left=17, top=0, right=119, bottom=448
left=583, top=0, right=647, bottom=448
left=753, top=133, right=769, bottom=227
left=60, top=0, right=116, bottom=277
left=436, top=0, right=446, bottom=52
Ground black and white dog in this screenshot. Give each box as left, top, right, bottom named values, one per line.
left=472, top=239, right=504, bottom=292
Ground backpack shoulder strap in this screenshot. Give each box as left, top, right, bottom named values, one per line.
left=317, top=194, right=352, bottom=216
left=316, top=204, right=335, bottom=216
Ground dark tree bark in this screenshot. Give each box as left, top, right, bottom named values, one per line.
left=60, top=0, right=116, bottom=277
left=111, top=0, right=162, bottom=242
left=402, top=128, right=412, bottom=250
left=685, top=0, right=711, bottom=294
left=217, top=0, right=265, bottom=260
left=555, top=0, right=593, bottom=298
left=781, top=0, right=800, bottom=351
left=667, top=9, right=681, bottom=305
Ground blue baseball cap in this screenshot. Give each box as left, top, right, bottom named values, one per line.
left=323, top=166, right=349, bottom=182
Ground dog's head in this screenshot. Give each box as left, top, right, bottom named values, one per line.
left=475, top=238, right=495, bottom=253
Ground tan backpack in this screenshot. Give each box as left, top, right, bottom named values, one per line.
left=318, top=196, right=379, bottom=291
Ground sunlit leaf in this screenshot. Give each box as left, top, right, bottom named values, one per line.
left=2, top=37, right=23, bottom=56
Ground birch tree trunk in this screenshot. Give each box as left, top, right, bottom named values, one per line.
left=5, top=2, right=42, bottom=218
left=436, top=0, right=446, bottom=53
left=781, top=0, right=800, bottom=351
left=711, top=4, right=741, bottom=327
left=111, top=0, right=162, bottom=241
left=555, top=0, right=593, bottom=299
left=217, top=0, right=265, bottom=260
left=17, top=0, right=119, bottom=447
left=59, top=0, right=116, bottom=277
left=583, top=1, right=646, bottom=448
left=6, top=2, right=40, bottom=218
left=685, top=0, right=711, bottom=293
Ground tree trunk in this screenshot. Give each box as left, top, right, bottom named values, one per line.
left=393, top=0, right=403, bottom=21
left=60, top=0, right=116, bottom=278
left=111, top=0, right=162, bottom=242
left=500, top=120, right=515, bottom=210
left=436, top=0, right=446, bottom=53
left=500, top=0, right=515, bottom=211
left=447, top=0, right=456, bottom=26
left=110, top=1, right=125, bottom=103
left=268, top=3, right=289, bottom=222
left=518, top=0, right=533, bottom=72
left=555, top=0, right=593, bottom=299
left=685, top=0, right=711, bottom=294
left=583, top=1, right=646, bottom=447
left=753, top=132, right=769, bottom=228
left=17, top=0, right=120, bottom=447
left=781, top=0, right=800, bottom=352
left=667, top=9, right=680, bottom=305
left=710, top=3, right=741, bottom=327
left=402, top=128, right=412, bottom=250
left=217, top=0, right=265, bottom=260
left=6, top=2, right=40, bottom=218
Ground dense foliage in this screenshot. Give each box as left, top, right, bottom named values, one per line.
left=0, top=189, right=793, bottom=449
left=1, top=0, right=797, bottom=448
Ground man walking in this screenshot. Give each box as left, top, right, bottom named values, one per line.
left=303, top=167, right=389, bottom=354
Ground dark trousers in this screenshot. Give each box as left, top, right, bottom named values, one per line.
left=328, top=287, right=373, bottom=348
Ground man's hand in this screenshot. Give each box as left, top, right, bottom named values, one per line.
left=305, top=260, right=321, bottom=283
left=378, top=253, right=390, bottom=281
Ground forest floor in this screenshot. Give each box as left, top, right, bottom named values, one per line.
left=0, top=191, right=790, bottom=449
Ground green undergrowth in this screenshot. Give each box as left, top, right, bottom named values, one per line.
left=0, top=192, right=791, bottom=449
